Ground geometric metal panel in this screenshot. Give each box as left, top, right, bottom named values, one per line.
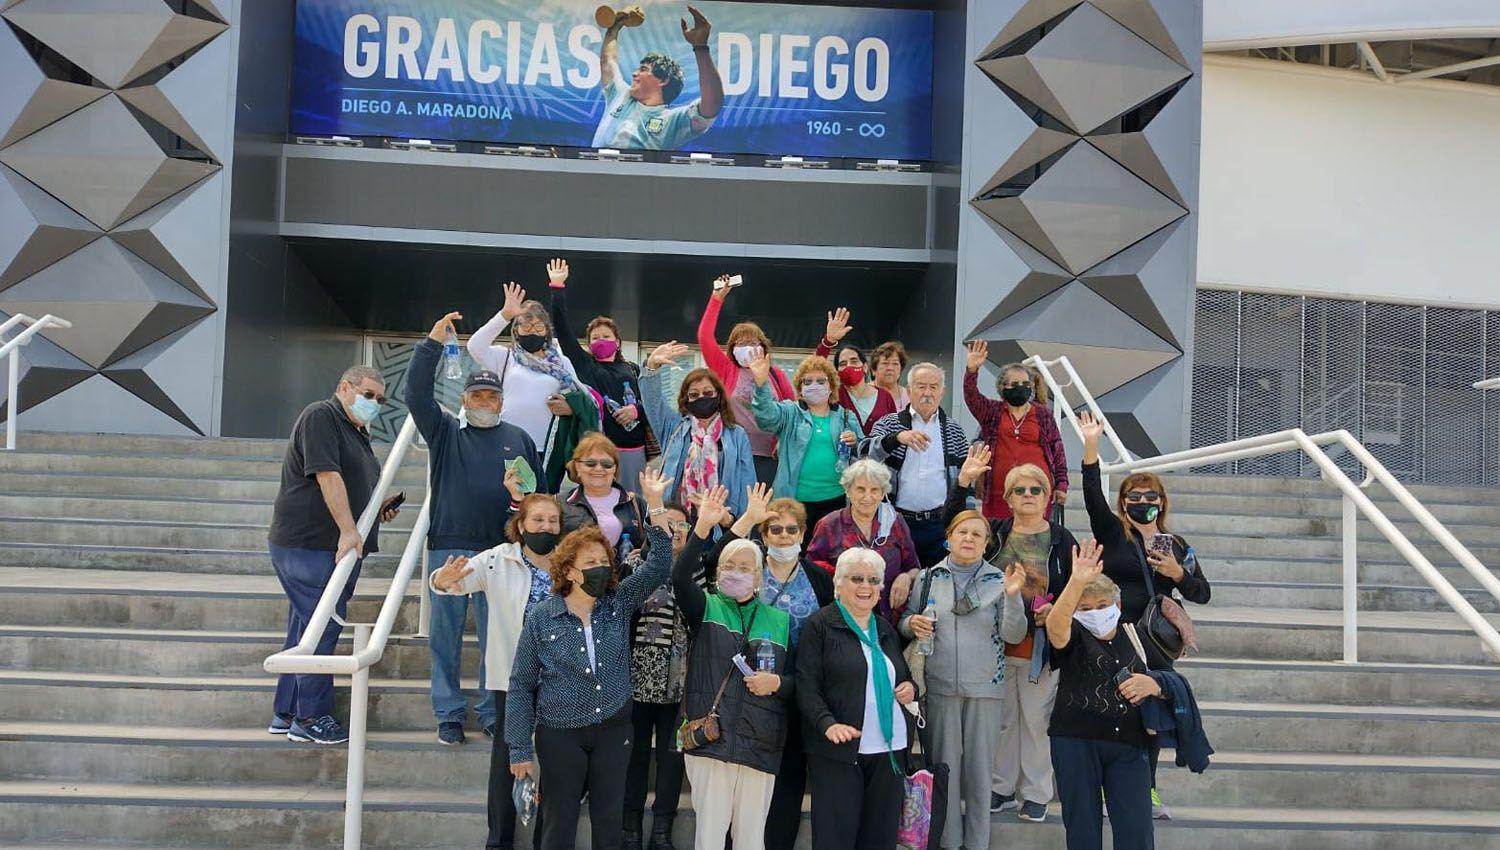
left=110, top=173, right=222, bottom=302
left=101, top=324, right=206, bottom=434
left=0, top=19, right=107, bottom=148
left=978, top=0, right=1188, bottom=68
left=1079, top=218, right=1191, bottom=348
left=0, top=322, right=92, bottom=420
left=2, top=0, right=226, bottom=89
left=975, top=126, right=1078, bottom=198
left=115, top=28, right=233, bottom=161
left=0, top=164, right=102, bottom=292
left=0, top=95, right=219, bottom=230
left=965, top=213, right=1074, bottom=338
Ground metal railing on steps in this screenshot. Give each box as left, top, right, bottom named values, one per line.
left=0, top=313, right=73, bottom=450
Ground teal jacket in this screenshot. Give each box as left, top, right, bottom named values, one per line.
left=750, top=381, right=865, bottom=499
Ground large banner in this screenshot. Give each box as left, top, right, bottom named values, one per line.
left=291, top=0, right=933, bottom=159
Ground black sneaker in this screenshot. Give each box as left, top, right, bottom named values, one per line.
left=287, top=715, right=348, bottom=745
left=1018, top=801, right=1047, bottom=822
left=267, top=713, right=293, bottom=735
left=990, top=792, right=1019, bottom=813
left=438, top=721, right=466, bottom=746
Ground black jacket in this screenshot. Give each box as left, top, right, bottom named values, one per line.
left=561, top=484, right=647, bottom=558
left=796, top=603, right=916, bottom=764
left=674, top=533, right=795, bottom=775
left=705, top=529, right=836, bottom=608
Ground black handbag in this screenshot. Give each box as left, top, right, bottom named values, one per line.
left=1130, top=537, right=1186, bottom=660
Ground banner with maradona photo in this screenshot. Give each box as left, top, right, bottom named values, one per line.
left=290, top=0, right=934, bottom=159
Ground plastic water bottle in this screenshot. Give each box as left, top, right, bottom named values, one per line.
left=835, top=437, right=852, bottom=473
left=621, top=382, right=640, bottom=431
left=618, top=532, right=634, bottom=565
left=443, top=331, right=462, bottom=380
left=917, top=597, right=938, bottom=656
left=756, top=640, right=776, bottom=673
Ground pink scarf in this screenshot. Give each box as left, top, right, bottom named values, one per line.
left=682, top=414, right=723, bottom=506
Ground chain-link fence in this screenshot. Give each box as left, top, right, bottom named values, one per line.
left=1190, top=289, right=1498, bottom=486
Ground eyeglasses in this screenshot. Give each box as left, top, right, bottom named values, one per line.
left=1001, top=381, right=1031, bottom=390
left=579, top=458, right=617, bottom=470
left=354, top=389, right=387, bottom=404
left=1125, top=490, right=1161, bottom=503
left=1010, top=485, right=1045, bottom=496
left=764, top=524, right=801, bottom=536
left=669, top=521, right=692, bottom=533
left=801, top=377, right=829, bottom=386
left=844, top=574, right=883, bottom=587
left=685, top=391, right=719, bottom=402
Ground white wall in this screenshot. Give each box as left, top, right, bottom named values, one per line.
left=1198, top=55, right=1500, bottom=309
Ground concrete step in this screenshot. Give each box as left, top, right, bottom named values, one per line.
left=1161, top=492, right=1500, bottom=526
left=1194, top=606, right=1500, bottom=665
left=0, top=518, right=414, bottom=555
left=1158, top=471, right=1500, bottom=506
left=1209, top=580, right=1500, bottom=614
left=1158, top=511, right=1500, bottom=546
left=0, top=494, right=424, bottom=530
left=0, top=471, right=289, bottom=501
left=1178, top=657, right=1500, bottom=708
left=0, top=450, right=426, bottom=483
left=1210, top=555, right=1498, bottom=590
left=1152, top=751, right=1500, bottom=810
left=15, top=432, right=291, bottom=458
left=0, top=542, right=401, bottom=576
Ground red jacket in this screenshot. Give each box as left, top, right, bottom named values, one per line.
left=697, top=297, right=795, bottom=400
left=813, top=338, right=899, bottom=433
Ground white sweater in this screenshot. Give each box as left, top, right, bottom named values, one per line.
left=467, top=310, right=581, bottom=452
left=429, top=541, right=542, bottom=690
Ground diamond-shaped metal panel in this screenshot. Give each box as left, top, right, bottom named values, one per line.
left=115, top=28, right=232, bottom=161
left=0, top=94, right=219, bottom=230
left=102, top=323, right=207, bottom=434
left=2, top=0, right=227, bottom=89
left=110, top=173, right=222, bottom=303
left=979, top=0, right=1188, bottom=68
left=0, top=320, right=92, bottom=420
left=964, top=212, right=1075, bottom=338
left=0, top=164, right=101, bottom=292
left=977, top=2, right=1190, bottom=135
left=975, top=127, right=1078, bottom=198
left=973, top=141, right=1186, bottom=275
left=1079, top=218, right=1191, bottom=348
left=0, top=19, right=107, bottom=148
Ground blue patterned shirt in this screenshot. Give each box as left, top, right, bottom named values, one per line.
left=762, top=565, right=820, bottom=650
left=522, top=552, right=551, bottom=616
left=505, top=524, right=671, bottom=762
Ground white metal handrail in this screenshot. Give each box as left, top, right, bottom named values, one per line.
left=1029, top=355, right=1500, bottom=664
left=1474, top=376, right=1500, bottom=390
left=0, top=313, right=73, bottom=450
left=263, top=414, right=430, bottom=849
left=1022, top=353, right=1133, bottom=465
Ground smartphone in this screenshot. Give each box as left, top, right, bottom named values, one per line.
left=1148, top=533, right=1174, bottom=557
left=1113, top=667, right=1135, bottom=689
left=1031, top=592, right=1055, bottom=614
left=730, top=653, right=755, bottom=677
left=381, top=491, right=406, bottom=512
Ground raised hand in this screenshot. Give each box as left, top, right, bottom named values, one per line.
left=1071, top=538, right=1104, bottom=584
left=546, top=258, right=569, bottom=287
left=965, top=339, right=988, bottom=373
left=432, top=555, right=475, bottom=592
left=1003, top=562, right=1027, bottom=597
left=743, top=482, right=773, bottom=525
left=428, top=311, right=462, bottom=342
left=957, top=442, right=992, bottom=487
left=747, top=353, right=772, bottom=386
left=825, top=307, right=853, bottom=345
left=710, top=273, right=734, bottom=302
left=680, top=4, right=711, bottom=46
left=638, top=467, right=674, bottom=506
left=503, top=466, right=525, bottom=502
left=1078, top=410, right=1105, bottom=452
left=647, top=340, right=690, bottom=370
left=500, top=281, right=527, bottom=321
left=693, top=484, right=731, bottom=535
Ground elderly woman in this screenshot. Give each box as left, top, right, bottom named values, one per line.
left=639, top=341, right=756, bottom=523
left=1080, top=411, right=1211, bottom=818
left=944, top=448, right=1078, bottom=822
left=805, top=459, right=921, bottom=620
left=715, top=487, right=834, bottom=850
left=667, top=485, right=794, bottom=850
left=505, top=470, right=675, bottom=850
left=429, top=492, right=561, bottom=850
left=797, top=547, right=918, bottom=849
left=900, top=510, right=1028, bottom=850
left=748, top=352, right=864, bottom=534
left=561, top=433, right=648, bottom=558
left=1045, top=545, right=1161, bottom=850
left=698, top=275, right=797, bottom=484
left=963, top=340, right=1068, bottom=521
left=870, top=340, right=910, bottom=410
left=469, top=282, right=589, bottom=487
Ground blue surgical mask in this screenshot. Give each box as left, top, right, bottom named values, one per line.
left=350, top=395, right=380, bottom=425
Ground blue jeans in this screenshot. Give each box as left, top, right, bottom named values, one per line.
left=1051, top=735, right=1154, bottom=850
left=428, top=548, right=494, bottom=727
left=270, top=544, right=362, bottom=721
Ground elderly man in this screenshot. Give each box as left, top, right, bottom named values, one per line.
left=268, top=364, right=400, bottom=745
left=408, top=312, right=544, bottom=747
left=865, top=362, right=970, bottom=566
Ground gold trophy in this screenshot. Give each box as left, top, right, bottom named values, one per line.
left=595, top=4, right=645, bottom=28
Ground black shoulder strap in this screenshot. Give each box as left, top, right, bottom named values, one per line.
left=1129, top=533, right=1159, bottom=597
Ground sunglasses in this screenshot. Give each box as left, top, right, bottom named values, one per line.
left=844, top=574, right=883, bottom=587
left=1125, top=490, right=1161, bottom=503
left=579, top=458, right=617, bottom=470
left=764, top=524, right=801, bottom=536
left=354, top=388, right=387, bottom=405
left=1010, top=485, right=1046, bottom=496
left=686, top=391, right=719, bottom=402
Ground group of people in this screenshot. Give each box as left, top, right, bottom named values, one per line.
left=265, top=262, right=1213, bottom=850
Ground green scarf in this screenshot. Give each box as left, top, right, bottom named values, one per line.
left=835, top=600, right=901, bottom=774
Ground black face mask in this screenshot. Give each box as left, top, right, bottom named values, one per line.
left=516, top=333, right=548, bottom=353
left=1001, top=385, right=1033, bottom=406
left=1126, top=503, right=1160, bottom=524
left=578, top=565, right=612, bottom=597
left=685, top=395, right=720, bottom=419
left=521, top=530, right=559, bottom=555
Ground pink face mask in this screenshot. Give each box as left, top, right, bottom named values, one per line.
left=589, top=338, right=619, bottom=360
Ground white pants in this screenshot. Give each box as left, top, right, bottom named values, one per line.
left=683, top=754, right=776, bottom=850
left=993, top=654, right=1059, bottom=805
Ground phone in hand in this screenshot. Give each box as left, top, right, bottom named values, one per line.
left=1148, top=533, right=1174, bottom=558
left=381, top=491, right=406, bottom=513
left=1113, top=666, right=1135, bottom=689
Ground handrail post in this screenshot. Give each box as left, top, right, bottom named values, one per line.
left=417, top=452, right=432, bottom=638
left=6, top=346, right=18, bottom=451
left=344, top=623, right=372, bottom=850
left=1341, top=493, right=1358, bottom=663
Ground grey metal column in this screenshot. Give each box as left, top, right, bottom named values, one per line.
left=956, top=0, right=1202, bottom=455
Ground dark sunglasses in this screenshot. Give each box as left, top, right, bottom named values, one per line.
left=580, top=458, right=617, bottom=470
left=686, top=391, right=719, bottom=402
left=1125, top=490, right=1161, bottom=503
left=355, top=389, right=387, bottom=405
left=764, top=524, right=801, bottom=536
left=1010, top=485, right=1045, bottom=496
left=845, top=574, right=883, bottom=587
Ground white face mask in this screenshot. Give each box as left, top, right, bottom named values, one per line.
left=1073, top=604, right=1121, bottom=638
left=766, top=544, right=801, bottom=563
left=733, top=344, right=762, bottom=367
left=465, top=408, right=500, bottom=428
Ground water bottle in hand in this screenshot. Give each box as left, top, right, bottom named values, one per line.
left=621, top=382, right=640, bottom=430
left=756, top=639, right=776, bottom=673
left=836, top=436, right=852, bottom=473
left=617, top=532, right=634, bottom=565
left=917, top=597, right=937, bottom=656
left=443, top=330, right=462, bottom=381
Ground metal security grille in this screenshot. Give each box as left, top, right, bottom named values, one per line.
left=1190, top=290, right=1495, bottom=486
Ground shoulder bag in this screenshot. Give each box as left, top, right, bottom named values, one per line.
left=1129, top=536, right=1193, bottom=660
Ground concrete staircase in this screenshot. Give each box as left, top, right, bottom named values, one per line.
left=2, top=432, right=1499, bottom=849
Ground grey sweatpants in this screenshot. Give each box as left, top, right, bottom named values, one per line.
left=928, top=693, right=1003, bottom=850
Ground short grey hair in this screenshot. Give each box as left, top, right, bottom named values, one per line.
left=340, top=365, right=383, bottom=388
left=833, top=547, right=885, bottom=586
left=840, top=458, right=892, bottom=495
left=513, top=301, right=552, bottom=336
left=718, top=538, right=765, bottom=577
left=908, top=361, right=945, bottom=385
left=1080, top=575, right=1121, bottom=604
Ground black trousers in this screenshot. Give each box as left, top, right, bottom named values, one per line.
left=807, top=752, right=904, bottom=850
left=763, top=703, right=808, bottom=850
left=624, top=700, right=686, bottom=825
left=1051, top=736, right=1154, bottom=850
left=486, top=690, right=520, bottom=849
left=534, top=706, right=633, bottom=850
left=900, top=512, right=948, bottom=568
left=802, top=496, right=846, bottom=546
left=754, top=455, right=777, bottom=487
